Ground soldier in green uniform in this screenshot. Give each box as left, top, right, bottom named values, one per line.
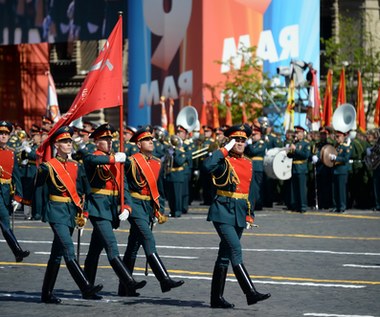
left=244, top=125, right=267, bottom=210
left=0, top=121, right=30, bottom=262
left=164, top=126, right=188, bottom=217
left=82, top=124, right=147, bottom=298
left=200, top=126, right=216, bottom=205
left=312, top=127, right=333, bottom=210
left=204, top=124, right=270, bottom=308
left=287, top=126, right=311, bottom=213
left=330, top=130, right=352, bottom=213
left=19, top=125, right=41, bottom=220
left=119, top=125, right=184, bottom=296
left=124, top=126, right=139, bottom=157
left=36, top=126, right=103, bottom=304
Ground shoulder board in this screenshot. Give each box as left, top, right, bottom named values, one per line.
left=5, top=145, right=15, bottom=151
left=304, top=140, right=310, bottom=143
left=343, top=142, right=350, bottom=147
left=151, top=156, right=161, bottom=162
left=68, top=159, right=79, bottom=165
left=184, top=139, right=191, bottom=145
left=259, top=140, right=264, bottom=144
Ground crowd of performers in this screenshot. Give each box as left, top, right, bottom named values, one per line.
left=1, top=114, right=380, bottom=307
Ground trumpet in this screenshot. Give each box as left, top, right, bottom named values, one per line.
left=192, top=146, right=209, bottom=160
left=169, top=135, right=183, bottom=149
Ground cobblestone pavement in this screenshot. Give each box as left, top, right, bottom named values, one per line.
left=1, top=203, right=380, bottom=317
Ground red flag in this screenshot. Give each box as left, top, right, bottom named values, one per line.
left=160, top=96, right=168, bottom=129
left=336, top=67, right=346, bottom=108
left=212, top=98, right=220, bottom=129
left=168, top=98, right=175, bottom=135
left=356, top=70, right=366, bottom=132
left=37, top=16, right=123, bottom=161
left=46, top=72, right=61, bottom=123
left=373, top=87, right=380, bottom=128
left=307, top=69, right=321, bottom=131
left=322, top=69, right=333, bottom=127
left=199, top=99, right=208, bottom=133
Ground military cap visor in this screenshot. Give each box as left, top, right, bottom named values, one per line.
left=131, top=125, right=153, bottom=143
left=90, top=123, right=115, bottom=140
left=52, top=126, right=74, bottom=142
left=0, top=121, right=13, bottom=134
left=224, top=124, right=252, bottom=139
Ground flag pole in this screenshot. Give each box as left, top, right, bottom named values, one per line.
left=118, top=12, right=125, bottom=213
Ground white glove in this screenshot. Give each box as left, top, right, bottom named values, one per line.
left=366, top=148, right=372, bottom=156
left=329, top=154, right=337, bottom=161
left=312, top=155, right=319, bottom=164
left=21, top=159, right=28, bottom=166
left=168, top=147, right=174, bottom=156
left=74, top=137, right=86, bottom=150
left=224, top=138, right=236, bottom=151
left=11, top=200, right=21, bottom=212
left=118, top=209, right=130, bottom=221
left=246, top=138, right=252, bottom=145
left=22, top=141, right=32, bottom=153
left=115, top=152, right=126, bottom=163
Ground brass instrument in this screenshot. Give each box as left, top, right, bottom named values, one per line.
left=169, top=135, right=183, bottom=148
left=192, top=146, right=209, bottom=160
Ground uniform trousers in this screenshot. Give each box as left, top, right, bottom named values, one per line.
left=86, top=217, right=120, bottom=262
left=213, top=222, right=244, bottom=268
left=123, top=217, right=157, bottom=260
left=49, top=223, right=76, bottom=264
left=332, top=174, right=347, bottom=211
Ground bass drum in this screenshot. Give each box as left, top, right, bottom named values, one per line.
left=263, top=148, right=293, bottom=180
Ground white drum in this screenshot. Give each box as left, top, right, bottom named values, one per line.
left=263, top=148, right=293, bottom=180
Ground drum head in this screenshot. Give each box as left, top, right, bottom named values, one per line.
left=264, top=148, right=293, bottom=180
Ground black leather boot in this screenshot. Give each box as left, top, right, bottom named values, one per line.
left=147, top=253, right=184, bottom=293
left=117, top=257, right=141, bottom=297
left=65, top=259, right=103, bottom=300
left=41, top=260, right=62, bottom=304
left=210, top=264, right=234, bottom=308
left=83, top=257, right=102, bottom=300
left=111, top=256, right=146, bottom=294
left=1, top=227, right=30, bottom=262
left=233, top=263, right=271, bottom=305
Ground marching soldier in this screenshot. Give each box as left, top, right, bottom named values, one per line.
left=203, top=124, right=270, bottom=308
left=287, top=126, right=311, bottom=213
left=329, top=130, right=352, bottom=213
left=0, top=121, right=30, bottom=262
left=36, top=126, right=103, bottom=303
left=83, top=124, right=146, bottom=298
left=119, top=125, right=184, bottom=296
left=244, top=125, right=267, bottom=211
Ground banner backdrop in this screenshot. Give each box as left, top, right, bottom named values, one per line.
left=128, top=0, right=320, bottom=127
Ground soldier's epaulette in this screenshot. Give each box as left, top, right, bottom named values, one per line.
left=259, top=140, right=264, bottom=144
left=179, top=148, right=186, bottom=153
left=68, top=158, right=79, bottom=165
left=243, top=155, right=252, bottom=161
left=304, top=139, right=310, bottom=143
left=343, top=142, right=350, bottom=147
left=151, top=156, right=161, bottom=162
left=184, top=139, right=191, bottom=145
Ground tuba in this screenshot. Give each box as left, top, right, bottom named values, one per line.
left=332, top=103, right=357, bottom=133
left=320, top=104, right=356, bottom=167
left=176, top=106, right=198, bottom=133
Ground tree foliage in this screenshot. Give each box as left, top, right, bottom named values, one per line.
left=321, top=14, right=380, bottom=119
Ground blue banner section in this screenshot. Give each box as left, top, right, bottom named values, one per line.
left=127, top=0, right=151, bottom=127
left=263, top=0, right=320, bottom=131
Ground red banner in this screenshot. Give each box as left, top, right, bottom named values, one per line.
left=37, top=15, right=123, bottom=161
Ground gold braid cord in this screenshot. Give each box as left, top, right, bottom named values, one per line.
left=47, top=164, right=66, bottom=192
left=212, top=158, right=240, bottom=187
left=130, top=159, right=147, bottom=187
